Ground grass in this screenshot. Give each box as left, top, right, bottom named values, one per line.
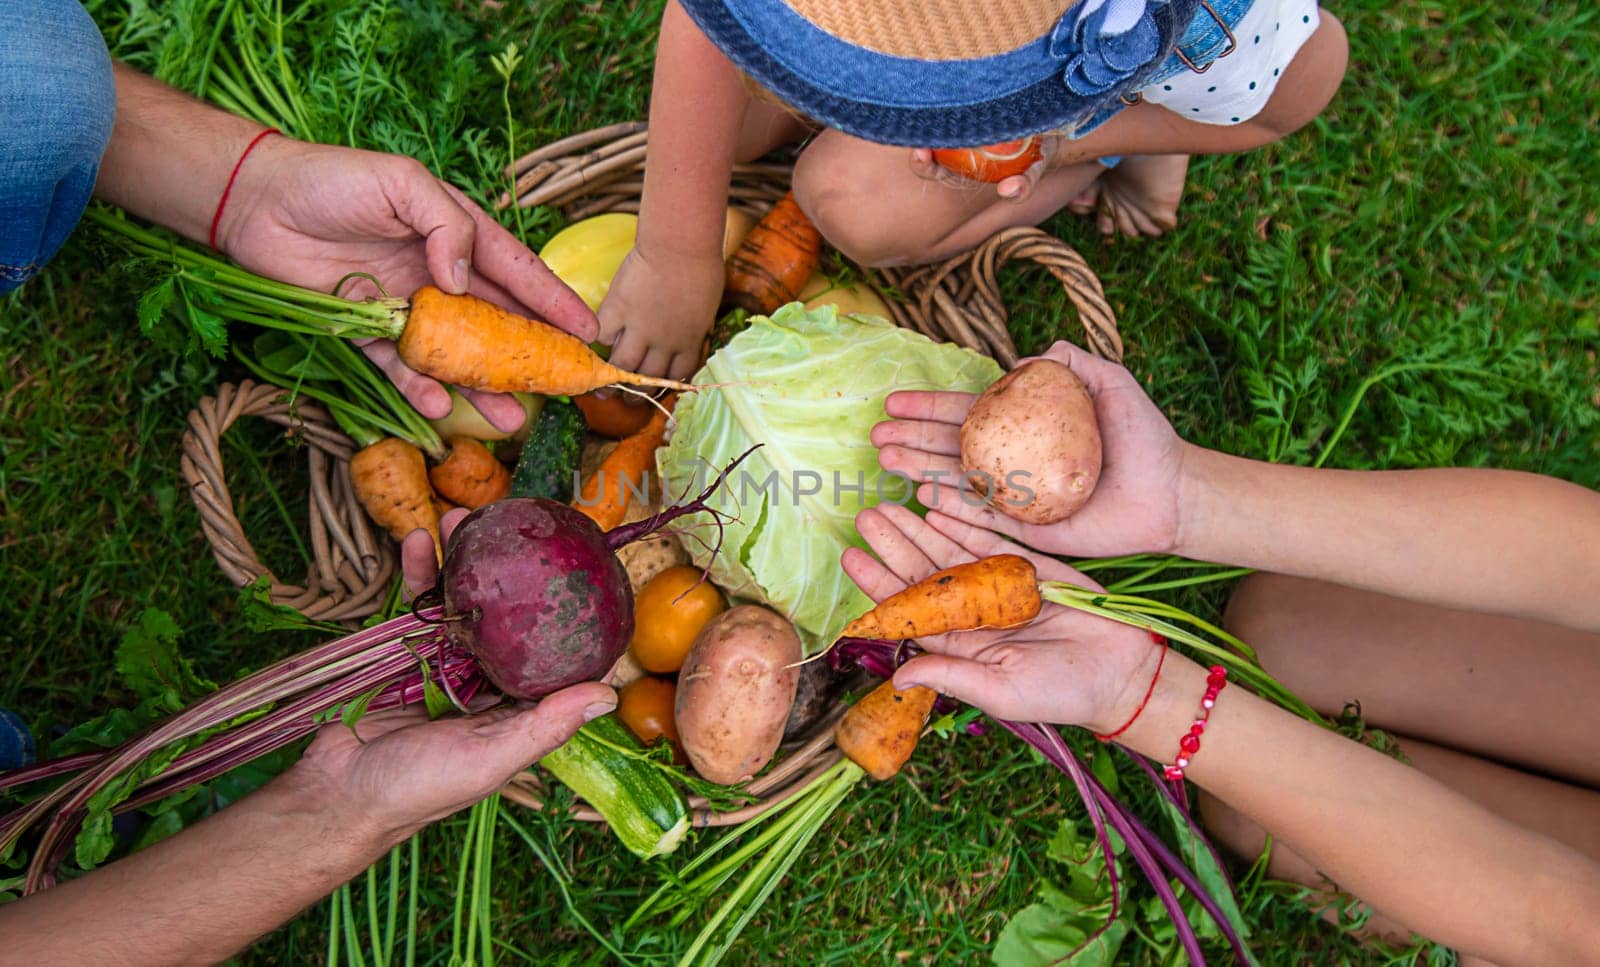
left=2, top=0, right=1597, bottom=963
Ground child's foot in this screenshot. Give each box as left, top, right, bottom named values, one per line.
left=1067, top=154, right=1190, bottom=238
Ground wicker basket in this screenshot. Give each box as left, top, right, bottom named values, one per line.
left=182, top=121, right=1122, bottom=828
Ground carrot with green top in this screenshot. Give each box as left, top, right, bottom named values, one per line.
left=92, top=209, right=696, bottom=397
left=427, top=435, right=510, bottom=510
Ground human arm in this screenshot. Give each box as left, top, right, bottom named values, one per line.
left=0, top=686, right=614, bottom=966
left=876, top=340, right=1600, bottom=632
left=93, top=64, right=595, bottom=432
left=598, top=0, right=750, bottom=380
left=846, top=508, right=1600, bottom=967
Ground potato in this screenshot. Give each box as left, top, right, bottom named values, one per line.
left=675, top=605, right=802, bottom=785
left=960, top=358, right=1102, bottom=524
left=798, top=272, right=892, bottom=320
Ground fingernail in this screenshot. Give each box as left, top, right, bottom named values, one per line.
left=582, top=701, right=616, bottom=722
left=999, top=183, right=1020, bottom=198
left=451, top=259, right=470, bottom=293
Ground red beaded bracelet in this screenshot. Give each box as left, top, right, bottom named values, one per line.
left=208, top=128, right=280, bottom=251
left=1093, top=631, right=1169, bottom=742
left=1162, top=664, right=1227, bottom=782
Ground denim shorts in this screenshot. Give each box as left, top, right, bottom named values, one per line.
left=0, top=0, right=117, bottom=294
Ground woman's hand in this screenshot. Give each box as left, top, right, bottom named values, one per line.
left=598, top=245, right=723, bottom=382
left=873, top=339, right=1190, bottom=558
left=215, top=138, right=597, bottom=432
left=843, top=503, right=1160, bottom=733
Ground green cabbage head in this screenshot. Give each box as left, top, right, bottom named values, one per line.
left=656, top=303, right=1002, bottom=651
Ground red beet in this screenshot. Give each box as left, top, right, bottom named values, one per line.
left=441, top=498, right=634, bottom=699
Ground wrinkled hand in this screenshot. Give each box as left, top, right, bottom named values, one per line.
left=290, top=684, right=615, bottom=840
left=843, top=504, right=1157, bottom=732
left=908, top=138, right=1057, bottom=203
left=216, top=137, right=598, bottom=432
left=873, top=340, right=1187, bottom=557
left=400, top=507, right=470, bottom=598
left=598, top=246, right=722, bottom=383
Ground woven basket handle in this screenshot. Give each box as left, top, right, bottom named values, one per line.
left=180, top=381, right=395, bottom=623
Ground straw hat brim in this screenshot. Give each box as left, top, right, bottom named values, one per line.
left=680, top=0, right=1203, bottom=147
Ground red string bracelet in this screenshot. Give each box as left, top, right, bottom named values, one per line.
left=1094, top=631, right=1169, bottom=742
left=208, top=128, right=280, bottom=251
left=1162, top=664, right=1228, bottom=782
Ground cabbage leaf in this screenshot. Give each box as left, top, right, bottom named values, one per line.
left=657, top=304, right=1002, bottom=650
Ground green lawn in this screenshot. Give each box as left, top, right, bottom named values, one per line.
left=2, top=0, right=1596, bottom=964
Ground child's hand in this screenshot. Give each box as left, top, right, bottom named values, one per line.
left=872, top=340, right=1189, bottom=557
left=908, top=139, right=1056, bottom=203
left=843, top=503, right=1158, bottom=732
left=598, top=246, right=724, bottom=381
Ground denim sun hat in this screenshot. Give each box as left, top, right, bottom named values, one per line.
left=678, top=0, right=1204, bottom=147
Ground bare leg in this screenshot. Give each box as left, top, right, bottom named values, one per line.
left=734, top=99, right=815, bottom=163
left=791, top=129, right=1108, bottom=266
left=1066, top=154, right=1191, bottom=237
left=1224, top=573, right=1600, bottom=786
left=1200, top=573, right=1600, bottom=953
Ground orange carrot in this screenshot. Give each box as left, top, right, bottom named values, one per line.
left=840, top=555, right=1041, bottom=641
left=931, top=138, right=1043, bottom=183
left=350, top=437, right=442, bottom=555
left=396, top=286, right=695, bottom=396
left=575, top=397, right=674, bottom=530
left=427, top=436, right=511, bottom=509
left=834, top=679, right=939, bottom=781
left=724, top=191, right=822, bottom=315
left=574, top=390, right=653, bottom=438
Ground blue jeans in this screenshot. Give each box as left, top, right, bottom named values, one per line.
left=0, top=0, right=116, bottom=294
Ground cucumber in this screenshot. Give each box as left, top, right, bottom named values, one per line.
left=510, top=397, right=585, bottom=501
left=540, top=713, right=690, bottom=859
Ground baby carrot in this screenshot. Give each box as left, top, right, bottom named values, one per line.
left=575, top=397, right=675, bottom=531
left=840, top=555, right=1041, bottom=640
left=349, top=437, right=442, bottom=556
left=396, top=286, right=695, bottom=396
left=427, top=436, right=511, bottom=510
left=834, top=679, right=939, bottom=781
left=724, top=191, right=822, bottom=315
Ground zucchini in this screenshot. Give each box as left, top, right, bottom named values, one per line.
left=540, top=713, right=690, bottom=859
left=510, top=397, right=585, bottom=501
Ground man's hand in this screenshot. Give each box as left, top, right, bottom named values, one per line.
left=873, top=340, right=1190, bottom=558
left=215, top=138, right=598, bottom=432
left=843, top=503, right=1158, bottom=732
left=290, top=683, right=615, bottom=841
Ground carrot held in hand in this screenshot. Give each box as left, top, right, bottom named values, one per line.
left=396, top=286, right=696, bottom=396
left=428, top=436, right=511, bottom=509
left=724, top=191, right=822, bottom=315
left=576, top=397, right=675, bottom=530
left=350, top=437, right=442, bottom=557
left=835, top=679, right=938, bottom=780
left=840, top=555, right=1041, bottom=640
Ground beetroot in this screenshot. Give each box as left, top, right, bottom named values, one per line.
left=441, top=498, right=634, bottom=699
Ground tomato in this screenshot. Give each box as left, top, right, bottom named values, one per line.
left=574, top=390, right=653, bottom=438
left=931, top=138, right=1043, bottom=183
left=629, top=565, right=726, bottom=674
left=618, top=676, right=680, bottom=752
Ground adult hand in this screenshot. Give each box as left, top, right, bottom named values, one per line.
left=288, top=682, right=615, bottom=840
left=329, top=512, right=615, bottom=840
left=215, top=137, right=598, bottom=432
left=401, top=507, right=470, bottom=598
left=842, top=504, right=1158, bottom=732
left=598, top=246, right=721, bottom=383
left=872, top=340, right=1189, bottom=558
